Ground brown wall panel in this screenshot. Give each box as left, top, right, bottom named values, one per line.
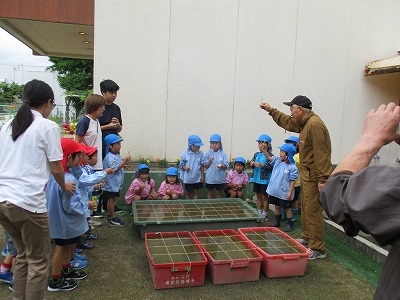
left=0, top=0, right=94, bottom=25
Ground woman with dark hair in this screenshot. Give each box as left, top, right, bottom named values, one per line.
left=0, top=79, right=75, bottom=299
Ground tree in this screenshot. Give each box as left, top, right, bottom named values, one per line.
left=0, top=82, right=24, bottom=104
left=47, top=57, right=93, bottom=122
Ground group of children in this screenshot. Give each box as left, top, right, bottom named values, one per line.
left=0, top=76, right=301, bottom=294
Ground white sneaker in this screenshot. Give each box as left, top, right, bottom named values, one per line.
left=88, top=218, right=101, bottom=226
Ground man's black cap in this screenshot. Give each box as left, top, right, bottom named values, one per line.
left=283, top=95, right=312, bottom=110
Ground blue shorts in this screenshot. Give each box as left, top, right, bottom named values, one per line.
left=252, top=183, right=268, bottom=195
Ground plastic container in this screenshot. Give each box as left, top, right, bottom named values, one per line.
left=238, top=227, right=311, bottom=278
left=145, top=231, right=208, bottom=289
left=193, top=229, right=262, bottom=284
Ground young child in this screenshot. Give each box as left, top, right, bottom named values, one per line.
left=76, top=146, right=114, bottom=241
left=102, top=134, right=131, bottom=226
left=283, top=136, right=300, bottom=222
left=180, top=135, right=206, bottom=199
left=46, top=138, right=88, bottom=292
left=157, top=167, right=184, bottom=200
left=204, top=134, right=229, bottom=198
left=225, top=157, right=249, bottom=199
left=263, top=143, right=298, bottom=232
left=75, top=94, right=106, bottom=218
left=249, top=134, right=273, bottom=221
left=125, top=164, right=157, bottom=204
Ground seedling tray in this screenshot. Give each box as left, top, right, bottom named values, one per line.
left=193, top=229, right=262, bottom=284
left=238, top=227, right=311, bottom=278
left=133, top=198, right=264, bottom=238
left=145, top=231, right=207, bottom=289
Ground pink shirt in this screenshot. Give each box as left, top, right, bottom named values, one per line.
left=226, top=170, right=249, bottom=190
left=157, top=181, right=184, bottom=198
left=125, top=178, right=155, bottom=204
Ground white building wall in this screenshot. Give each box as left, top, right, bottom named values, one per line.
left=95, top=0, right=400, bottom=165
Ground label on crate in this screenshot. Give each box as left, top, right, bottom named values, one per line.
left=165, top=274, right=195, bottom=286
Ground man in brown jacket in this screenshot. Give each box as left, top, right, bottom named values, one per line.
left=260, top=95, right=332, bottom=259
left=320, top=102, right=400, bottom=299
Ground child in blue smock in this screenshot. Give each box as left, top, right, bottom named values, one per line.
left=180, top=134, right=206, bottom=199
left=46, top=138, right=88, bottom=292
left=102, top=134, right=131, bottom=226
left=71, top=146, right=114, bottom=241
left=204, top=134, right=229, bottom=198
left=263, top=143, right=298, bottom=232
left=249, top=134, right=273, bottom=221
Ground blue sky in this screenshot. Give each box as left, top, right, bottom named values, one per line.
left=0, top=28, right=52, bottom=67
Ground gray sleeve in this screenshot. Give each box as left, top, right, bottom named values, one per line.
left=320, top=166, right=400, bottom=247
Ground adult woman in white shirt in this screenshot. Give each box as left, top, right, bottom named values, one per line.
left=0, top=79, right=75, bottom=300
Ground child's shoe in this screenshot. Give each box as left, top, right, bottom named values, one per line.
left=74, top=253, right=87, bottom=261
left=76, top=240, right=95, bottom=249
left=271, top=215, right=282, bottom=227
left=284, top=219, right=293, bottom=232
left=75, top=247, right=83, bottom=254
left=0, top=270, right=13, bottom=283
left=88, top=217, right=102, bottom=227
left=114, top=205, right=123, bottom=214
left=280, top=208, right=287, bottom=221
left=109, top=216, right=125, bottom=226
left=86, top=233, right=98, bottom=240
left=261, top=211, right=269, bottom=222
left=292, top=208, right=299, bottom=222
left=48, top=277, right=77, bottom=292
left=71, top=258, right=88, bottom=270
left=62, top=268, right=88, bottom=280
left=92, top=210, right=104, bottom=218
left=1, top=245, right=7, bottom=257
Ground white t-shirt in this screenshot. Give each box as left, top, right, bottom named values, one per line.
left=75, top=115, right=102, bottom=170
left=0, top=110, right=63, bottom=213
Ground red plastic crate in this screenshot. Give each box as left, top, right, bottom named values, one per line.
left=193, top=229, right=262, bottom=284
left=145, top=231, right=207, bottom=289
left=238, top=227, right=311, bottom=278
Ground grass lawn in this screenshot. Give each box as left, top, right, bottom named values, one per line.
left=0, top=211, right=378, bottom=300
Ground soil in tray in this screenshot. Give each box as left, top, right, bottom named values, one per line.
left=147, top=237, right=204, bottom=264
left=196, top=235, right=258, bottom=260
left=243, top=233, right=303, bottom=255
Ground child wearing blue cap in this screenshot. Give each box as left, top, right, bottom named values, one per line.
left=157, top=167, right=184, bottom=200
left=102, top=134, right=131, bottom=226
left=249, top=134, right=273, bottom=221
left=125, top=164, right=157, bottom=203
left=204, top=134, right=229, bottom=198
left=262, top=143, right=299, bottom=232
left=283, top=136, right=300, bottom=222
left=180, top=135, right=206, bottom=199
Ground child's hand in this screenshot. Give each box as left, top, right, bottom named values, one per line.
left=250, top=161, right=255, bottom=167
left=182, top=165, right=190, bottom=171
left=88, top=200, right=97, bottom=210
left=217, top=164, right=223, bottom=168
left=105, top=167, right=114, bottom=175
left=151, top=190, right=158, bottom=198
left=124, top=155, right=131, bottom=162
left=285, top=192, right=293, bottom=200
